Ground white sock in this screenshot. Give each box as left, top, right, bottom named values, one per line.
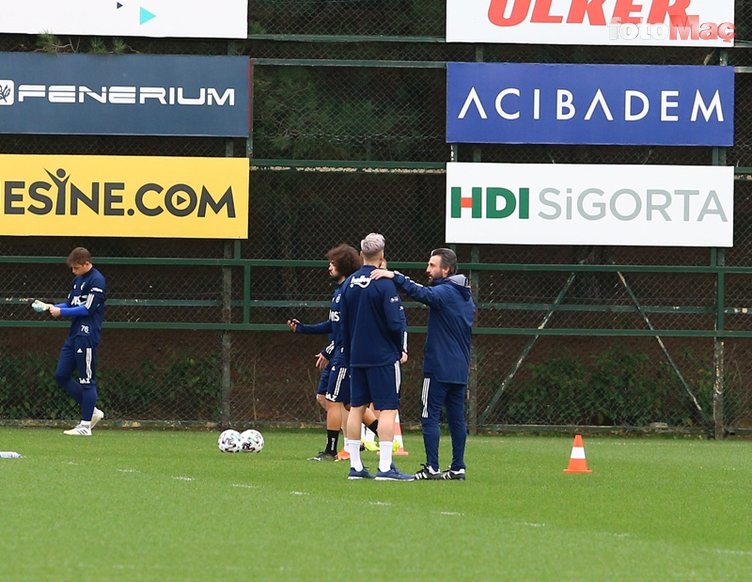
left=80, top=421, right=91, bottom=428
left=379, top=441, right=393, bottom=472
left=347, top=440, right=363, bottom=471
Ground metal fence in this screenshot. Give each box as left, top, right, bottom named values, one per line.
left=2, top=2, right=752, bottom=437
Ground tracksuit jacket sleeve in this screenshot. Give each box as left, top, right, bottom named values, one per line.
left=382, top=284, right=406, bottom=353
left=59, top=305, right=89, bottom=318
left=296, top=320, right=333, bottom=335
left=399, top=305, right=408, bottom=354
left=393, top=272, right=445, bottom=308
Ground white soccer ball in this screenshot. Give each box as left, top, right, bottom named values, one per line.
left=218, top=429, right=243, bottom=453
left=240, top=429, right=264, bottom=453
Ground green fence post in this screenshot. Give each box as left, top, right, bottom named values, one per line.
left=711, top=245, right=726, bottom=440
left=712, top=48, right=729, bottom=439
left=468, top=246, right=480, bottom=436
left=220, top=137, right=235, bottom=427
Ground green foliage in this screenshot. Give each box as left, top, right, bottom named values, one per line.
left=0, top=352, right=76, bottom=419
left=89, top=37, right=129, bottom=55
left=97, top=361, right=158, bottom=418
left=504, top=346, right=712, bottom=427
left=112, top=38, right=128, bottom=54
left=36, top=33, right=71, bottom=53
left=88, top=37, right=109, bottom=55
left=505, top=352, right=589, bottom=425
left=591, top=348, right=648, bottom=425
left=160, top=352, right=222, bottom=420
left=251, top=0, right=445, bottom=36
left=254, top=67, right=426, bottom=160
left=0, top=352, right=220, bottom=422
left=34, top=34, right=128, bottom=54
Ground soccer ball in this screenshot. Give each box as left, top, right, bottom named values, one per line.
left=218, top=429, right=243, bottom=453
left=240, top=429, right=264, bottom=453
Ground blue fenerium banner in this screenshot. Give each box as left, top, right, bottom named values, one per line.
left=447, top=62, right=734, bottom=146
left=0, top=53, right=249, bottom=137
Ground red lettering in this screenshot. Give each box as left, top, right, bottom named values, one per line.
left=488, top=0, right=530, bottom=27
left=612, top=0, right=642, bottom=25
left=718, top=22, right=736, bottom=43
left=647, top=0, right=691, bottom=25
left=698, top=21, right=718, bottom=41
left=669, top=14, right=699, bottom=40
left=485, top=0, right=735, bottom=43
left=531, top=0, right=562, bottom=23
left=567, top=0, right=607, bottom=25
left=670, top=16, right=735, bottom=43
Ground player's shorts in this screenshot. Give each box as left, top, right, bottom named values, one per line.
left=325, top=361, right=351, bottom=404
left=350, top=360, right=401, bottom=410
left=316, top=362, right=331, bottom=396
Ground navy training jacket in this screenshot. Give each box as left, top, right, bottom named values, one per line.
left=59, top=267, right=107, bottom=345
left=341, top=265, right=407, bottom=368
left=295, top=281, right=344, bottom=362
left=393, top=272, right=475, bottom=384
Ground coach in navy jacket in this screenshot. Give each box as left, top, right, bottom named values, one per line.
left=371, top=247, right=475, bottom=480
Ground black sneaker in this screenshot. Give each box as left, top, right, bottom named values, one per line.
left=442, top=468, right=466, bottom=480
left=414, top=463, right=443, bottom=480
left=307, top=451, right=336, bottom=461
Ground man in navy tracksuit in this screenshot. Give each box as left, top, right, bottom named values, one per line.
left=372, top=247, right=475, bottom=480
left=46, top=247, right=107, bottom=436
left=340, top=233, right=411, bottom=481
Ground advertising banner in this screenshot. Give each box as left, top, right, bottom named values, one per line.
left=447, top=0, right=735, bottom=47
left=446, top=163, right=733, bottom=247
left=0, top=53, right=249, bottom=137
left=446, top=62, right=734, bottom=146
left=0, top=155, right=250, bottom=239
left=0, top=0, right=247, bottom=39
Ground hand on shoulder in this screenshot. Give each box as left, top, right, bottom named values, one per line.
left=370, top=269, right=394, bottom=280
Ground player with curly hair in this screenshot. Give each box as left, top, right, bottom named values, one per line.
left=288, top=244, right=379, bottom=461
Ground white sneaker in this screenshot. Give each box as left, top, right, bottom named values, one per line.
left=63, top=423, right=92, bottom=436
left=91, top=408, right=104, bottom=428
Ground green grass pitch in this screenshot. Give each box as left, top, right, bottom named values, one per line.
left=1, top=427, right=751, bottom=580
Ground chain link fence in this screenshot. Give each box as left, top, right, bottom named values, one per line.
left=2, top=2, right=752, bottom=436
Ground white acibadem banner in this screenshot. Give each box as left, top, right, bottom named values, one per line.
left=446, top=0, right=735, bottom=47
left=446, top=163, right=734, bottom=247
left=0, top=0, right=247, bottom=39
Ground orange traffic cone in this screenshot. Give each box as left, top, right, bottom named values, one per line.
left=563, top=434, right=591, bottom=473
left=393, top=411, right=409, bottom=456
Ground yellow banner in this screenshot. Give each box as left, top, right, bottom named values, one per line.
left=0, top=154, right=249, bottom=238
